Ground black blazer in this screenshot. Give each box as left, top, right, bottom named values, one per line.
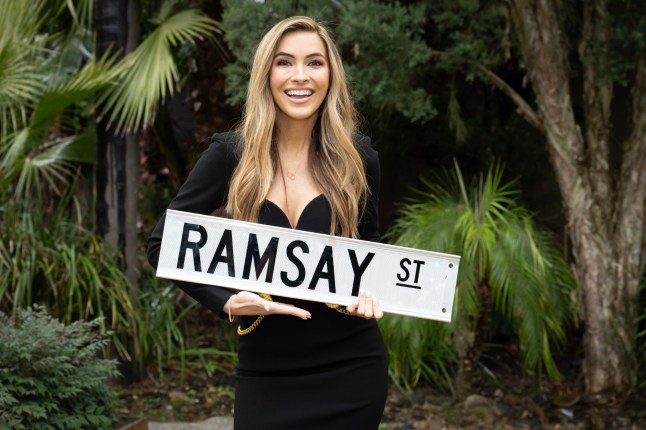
left=147, top=132, right=381, bottom=318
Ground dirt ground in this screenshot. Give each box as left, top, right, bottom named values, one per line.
left=112, top=311, right=646, bottom=429
left=113, top=355, right=646, bottom=429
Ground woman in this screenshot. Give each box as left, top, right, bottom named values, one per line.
left=147, top=16, right=388, bottom=429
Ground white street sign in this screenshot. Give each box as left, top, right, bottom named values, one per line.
left=156, top=209, right=460, bottom=321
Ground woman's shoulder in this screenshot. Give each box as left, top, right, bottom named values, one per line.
left=205, top=131, right=240, bottom=164
left=210, top=131, right=240, bottom=151
left=353, top=133, right=378, bottom=166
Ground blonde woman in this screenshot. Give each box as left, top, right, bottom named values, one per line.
left=148, top=16, right=388, bottom=429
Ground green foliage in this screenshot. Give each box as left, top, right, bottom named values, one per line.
left=429, top=0, right=509, bottom=77
left=0, top=306, right=118, bottom=429
left=380, top=314, right=457, bottom=392
left=0, top=0, right=220, bottom=200
left=0, top=193, right=135, bottom=359
left=221, top=0, right=435, bottom=123
left=385, top=163, right=576, bottom=384
left=99, top=2, right=220, bottom=133
left=606, top=0, right=646, bottom=85
left=134, top=274, right=195, bottom=377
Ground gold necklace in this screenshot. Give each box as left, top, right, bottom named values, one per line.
left=278, top=144, right=308, bottom=181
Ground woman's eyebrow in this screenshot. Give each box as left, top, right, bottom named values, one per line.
left=274, top=51, right=326, bottom=59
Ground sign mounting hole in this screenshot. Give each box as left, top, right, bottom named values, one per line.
left=442, top=308, right=447, bottom=313
left=448, top=263, right=454, bottom=268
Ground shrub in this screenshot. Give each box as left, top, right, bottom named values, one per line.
left=0, top=197, right=135, bottom=359
left=385, top=163, right=576, bottom=388
left=0, top=306, right=119, bottom=429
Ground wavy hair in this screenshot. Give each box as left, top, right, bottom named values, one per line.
left=226, top=16, right=367, bottom=238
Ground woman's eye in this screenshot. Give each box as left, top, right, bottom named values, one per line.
left=309, top=60, right=323, bottom=67
left=276, top=59, right=291, bottom=66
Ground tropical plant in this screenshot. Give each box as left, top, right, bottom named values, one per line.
left=0, top=0, right=220, bottom=371
left=0, top=190, right=135, bottom=358
left=385, top=162, right=576, bottom=390
left=133, top=273, right=195, bottom=377
left=0, top=0, right=219, bottom=202
left=428, top=0, right=646, bottom=396
left=0, top=306, right=119, bottom=429
left=379, top=314, right=456, bottom=393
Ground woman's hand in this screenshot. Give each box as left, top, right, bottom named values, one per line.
left=225, top=291, right=311, bottom=320
left=346, top=290, right=384, bottom=320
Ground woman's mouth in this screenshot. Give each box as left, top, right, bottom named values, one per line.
left=285, top=89, right=313, bottom=99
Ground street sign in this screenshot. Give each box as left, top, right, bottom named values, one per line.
left=156, top=209, right=460, bottom=321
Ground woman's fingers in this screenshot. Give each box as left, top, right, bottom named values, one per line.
left=372, top=297, right=383, bottom=320
left=362, top=291, right=374, bottom=319
left=229, top=290, right=383, bottom=321
left=270, top=301, right=311, bottom=320
left=357, top=290, right=367, bottom=315
left=345, top=290, right=382, bottom=320
left=231, top=292, right=311, bottom=320
left=346, top=295, right=360, bottom=313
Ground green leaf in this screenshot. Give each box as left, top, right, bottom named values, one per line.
left=99, top=5, right=219, bottom=133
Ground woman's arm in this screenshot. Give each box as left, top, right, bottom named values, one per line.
left=147, top=133, right=237, bottom=318
left=356, top=135, right=381, bottom=243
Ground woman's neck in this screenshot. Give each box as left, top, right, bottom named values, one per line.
left=275, top=113, right=317, bottom=154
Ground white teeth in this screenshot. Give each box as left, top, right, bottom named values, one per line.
left=286, top=90, right=313, bottom=96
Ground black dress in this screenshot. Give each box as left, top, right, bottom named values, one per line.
left=147, top=132, right=388, bottom=429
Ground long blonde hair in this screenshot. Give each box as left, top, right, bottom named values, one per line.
left=226, top=16, right=367, bottom=238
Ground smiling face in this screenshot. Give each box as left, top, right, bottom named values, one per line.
left=269, top=31, right=330, bottom=125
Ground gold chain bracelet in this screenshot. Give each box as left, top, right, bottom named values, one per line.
left=325, top=303, right=354, bottom=316
left=236, top=295, right=355, bottom=336
left=237, top=293, right=273, bottom=336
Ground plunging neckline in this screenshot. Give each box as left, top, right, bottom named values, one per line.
left=265, top=194, right=325, bottom=229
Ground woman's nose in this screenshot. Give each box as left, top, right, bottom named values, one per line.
left=291, top=63, right=309, bottom=81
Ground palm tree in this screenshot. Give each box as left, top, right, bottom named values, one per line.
left=385, top=162, right=576, bottom=393
left=0, top=0, right=218, bottom=201
left=0, top=0, right=219, bottom=365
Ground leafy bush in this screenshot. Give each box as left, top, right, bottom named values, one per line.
left=384, top=163, right=576, bottom=388
left=134, top=273, right=195, bottom=377
left=222, top=0, right=434, bottom=123
left=0, top=197, right=135, bottom=359
left=379, top=314, right=456, bottom=392
left=0, top=306, right=118, bottom=429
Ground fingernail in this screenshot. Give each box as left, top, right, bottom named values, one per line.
left=265, top=305, right=270, bottom=311
left=366, top=291, right=371, bottom=298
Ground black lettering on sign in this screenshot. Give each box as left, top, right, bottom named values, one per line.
left=177, top=223, right=207, bottom=271
left=243, top=234, right=279, bottom=282
left=206, top=229, right=235, bottom=277
left=308, top=245, right=336, bottom=293
left=348, top=250, right=375, bottom=296
left=281, top=240, right=309, bottom=287
left=412, top=260, right=425, bottom=283
left=396, top=258, right=424, bottom=289
left=397, top=258, right=411, bottom=281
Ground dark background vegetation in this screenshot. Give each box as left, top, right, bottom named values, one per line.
left=1, top=0, right=645, bottom=428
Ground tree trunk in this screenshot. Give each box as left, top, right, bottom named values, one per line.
left=95, top=0, right=128, bottom=248
left=95, top=0, right=141, bottom=380
left=507, top=0, right=646, bottom=397
left=95, top=0, right=140, bottom=286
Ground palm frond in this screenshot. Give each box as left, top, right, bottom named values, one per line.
left=386, top=162, right=577, bottom=384
left=0, top=1, right=47, bottom=140
left=99, top=5, right=219, bottom=133
left=40, top=0, right=94, bottom=33
left=0, top=58, right=111, bottom=199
